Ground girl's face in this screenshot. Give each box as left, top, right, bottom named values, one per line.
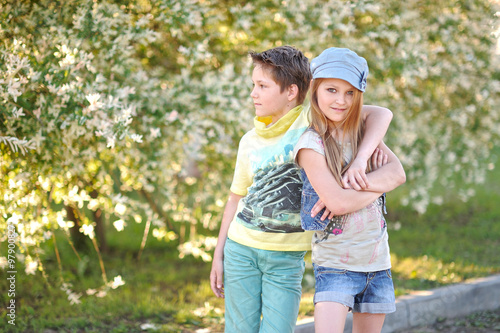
left=316, top=78, right=356, bottom=124
left=250, top=65, right=291, bottom=124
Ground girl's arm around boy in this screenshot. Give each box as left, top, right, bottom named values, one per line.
left=344, top=105, right=393, bottom=190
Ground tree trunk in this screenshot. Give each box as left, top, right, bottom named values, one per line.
left=66, top=205, right=88, bottom=251
left=90, top=189, right=107, bottom=253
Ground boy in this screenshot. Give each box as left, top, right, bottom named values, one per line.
left=210, top=45, right=392, bottom=332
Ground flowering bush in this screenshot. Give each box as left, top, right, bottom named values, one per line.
left=1, top=0, right=499, bottom=302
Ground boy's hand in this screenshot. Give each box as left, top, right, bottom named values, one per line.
left=342, top=156, right=370, bottom=191
left=210, top=255, right=224, bottom=298
left=371, top=148, right=388, bottom=171
left=311, top=199, right=335, bottom=221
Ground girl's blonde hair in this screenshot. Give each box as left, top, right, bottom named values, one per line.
left=309, top=78, right=369, bottom=187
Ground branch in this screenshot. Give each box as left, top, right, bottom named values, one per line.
left=0, top=136, right=36, bottom=155
left=139, top=188, right=177, bottom=233
left=136, top=217, right=151, bottom=261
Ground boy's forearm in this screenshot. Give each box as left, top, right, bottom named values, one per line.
left=364, top=161, right=406, bottom=193
left=359, top=106, right=393, bottom=160
left=362, top=141, right=406, bottom=193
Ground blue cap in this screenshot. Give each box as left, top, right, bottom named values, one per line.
left=310, top=47, right=368, bottom=92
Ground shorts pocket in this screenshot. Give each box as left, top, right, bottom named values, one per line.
left=300, top=173, right=330, bottom=231
left=385, top=269, right=392, bottom=279
left=301, top=192, right=330, bottom=231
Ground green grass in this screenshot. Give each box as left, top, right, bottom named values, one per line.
left=0, top=222, right=225, bottom=333
left=388, top=161, right=500, bottom=294
left=2, top=158, right=500, bottom=332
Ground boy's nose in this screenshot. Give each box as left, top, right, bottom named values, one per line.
left=250, top=88, right=257, bottom=98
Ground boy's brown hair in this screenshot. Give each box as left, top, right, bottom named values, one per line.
left=249, top=46, right=311, bottom=105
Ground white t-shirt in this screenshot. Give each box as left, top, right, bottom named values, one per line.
left=294, top=129, right=391, bottom=272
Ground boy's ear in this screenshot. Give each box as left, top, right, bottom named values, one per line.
left=287, top=84, right=299, bottom=101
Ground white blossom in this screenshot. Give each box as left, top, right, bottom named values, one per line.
left=80, top=224, right=95, bottom=239
left=86, top=93, right=103, bottom=111
left=109, top=275, right=125, bottom=289
left=12, top=106, right=25, bottom=118
left=113, top=219, right=126, bottom=231
left=25, top=257, right=38, bottom=275
left=0, top=257, right=7, bottom=269
left=130, top=133, right=143, bottom=143
left=86, top=288, right=97, bottom=295
left=67, top=292, right=82, bottom=305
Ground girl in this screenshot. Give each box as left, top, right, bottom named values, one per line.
left=294, top=48, right=406, bottom=333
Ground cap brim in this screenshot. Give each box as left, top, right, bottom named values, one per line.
left=313, top=64, right=364, bottom=91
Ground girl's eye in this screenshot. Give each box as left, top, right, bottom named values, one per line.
left=327, top=88, right=337, bottom=93
left=347, top=91, right=354, bottom=95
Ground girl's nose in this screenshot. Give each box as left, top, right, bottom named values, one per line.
left=336, top=95, right=346, bottom=105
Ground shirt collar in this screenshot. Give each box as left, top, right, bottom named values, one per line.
left=254, top=105, right=303, bottom=138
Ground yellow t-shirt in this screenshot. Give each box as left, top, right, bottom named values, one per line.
left=227, top=105, right=314, bottom=251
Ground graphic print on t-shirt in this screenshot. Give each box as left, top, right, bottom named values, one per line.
left=237, top=161, right=303, bottom=233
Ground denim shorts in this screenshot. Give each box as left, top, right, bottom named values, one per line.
left=313, top=264, right=396, bottom=314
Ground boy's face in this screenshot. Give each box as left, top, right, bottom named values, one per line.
left=250, top=65, right=291, bottom=124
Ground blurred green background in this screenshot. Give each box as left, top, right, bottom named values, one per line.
left=1, top=0, right=499, bottom=332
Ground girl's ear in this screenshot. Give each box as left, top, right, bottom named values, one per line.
left=287, top=84, right=299, bottom=101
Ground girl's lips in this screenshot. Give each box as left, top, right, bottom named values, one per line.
left=331, top=107, right=345, bottom=112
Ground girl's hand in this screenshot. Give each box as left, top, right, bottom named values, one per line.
left=311, top=199, right=335, bottom=221
left=371, top=147, right=388, bottom=171
left=342, top=156, right=370, bottom=191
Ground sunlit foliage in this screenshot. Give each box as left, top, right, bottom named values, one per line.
left=0, top=0, right=499, bottom=302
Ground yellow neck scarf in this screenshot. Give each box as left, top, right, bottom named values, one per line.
left=254, top=105, right=303, bottom=138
